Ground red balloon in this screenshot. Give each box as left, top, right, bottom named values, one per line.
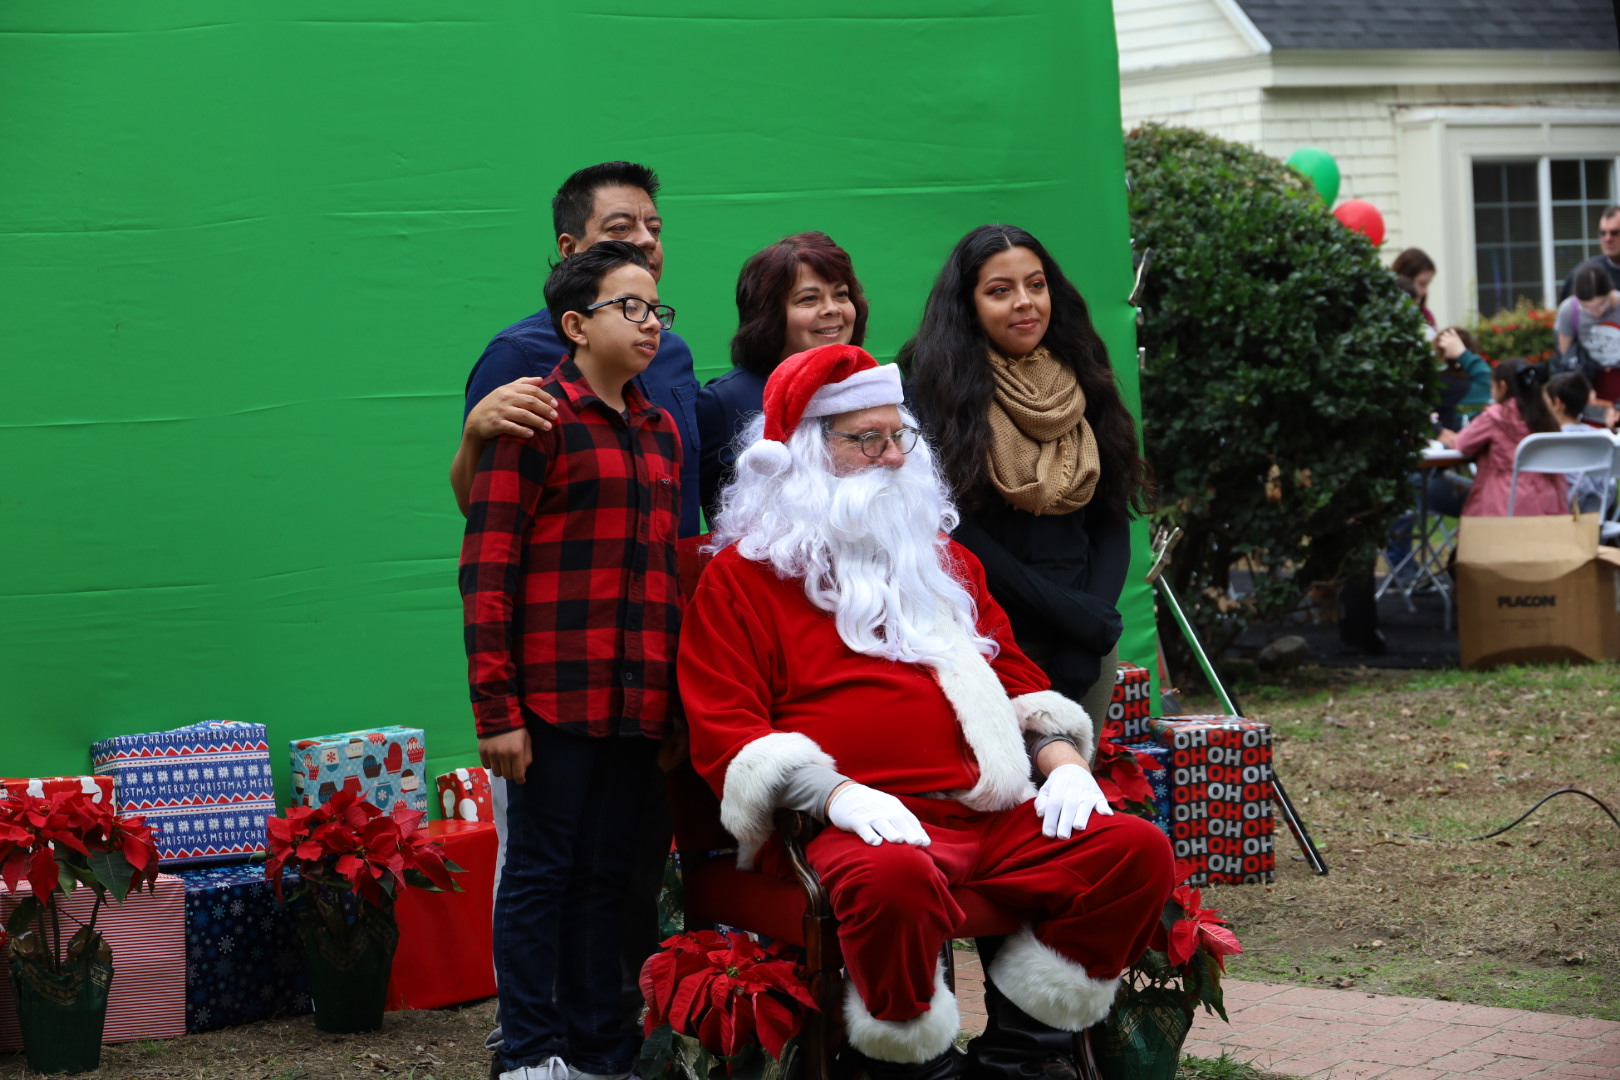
left=1332, top=199, right=1385, bottom=247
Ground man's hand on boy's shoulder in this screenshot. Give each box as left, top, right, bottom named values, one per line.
left=467, top=377, right=559, bottom=440
left=479, top=726, right=534, bottom=783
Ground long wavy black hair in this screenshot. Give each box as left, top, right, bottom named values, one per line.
left=898, top=224, right=1149, bottom=518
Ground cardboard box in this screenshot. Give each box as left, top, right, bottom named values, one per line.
left=436, top=766, right=495, bottom=822
left=1456, top=512, right=1620, bottom=669
left=1143, top=716, right=1275, bottom=887
left=91, top=722, right=275, bottom=867
left=290, top=725, right=428, bottom=819
left=1103, top=663, right=1153, bottom=742
left=0, top=875, right=187, bottom=1047
left=1, top=775, right=115, bottom=805
left=176, top=864, right=311, bottom=1033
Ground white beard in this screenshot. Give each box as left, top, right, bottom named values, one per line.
left=712, top=414, right=998, bottom=665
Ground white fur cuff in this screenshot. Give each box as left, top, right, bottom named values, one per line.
left=720, top=732, right=837, bottom=869
left=988, top=925, right=1119, bottom=1032
left=843, top=962, right=959, bottom=1063
left=1013, top=691, right=1095, bottom=765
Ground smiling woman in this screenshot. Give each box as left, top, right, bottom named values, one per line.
left=696, top=231, right=871, bottom=522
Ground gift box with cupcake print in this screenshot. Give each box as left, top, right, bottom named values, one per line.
left=289, top=725, right=427, bottom=822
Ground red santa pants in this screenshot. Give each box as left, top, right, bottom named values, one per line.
left=758, top=796, right=1174, bottom=1023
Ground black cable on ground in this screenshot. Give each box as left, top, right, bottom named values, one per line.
left=1310, top=787, right=1620, bottom=844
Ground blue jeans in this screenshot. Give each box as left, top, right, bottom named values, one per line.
left=494, top=723, right=659, bottom=1074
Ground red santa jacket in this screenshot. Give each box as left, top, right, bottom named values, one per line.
left=679, top=540, right=1095, bottom=866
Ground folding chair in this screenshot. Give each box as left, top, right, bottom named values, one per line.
left=1506, top=432, right=1615, bottom=516
left=1603, top=433, right=1620, bottom=544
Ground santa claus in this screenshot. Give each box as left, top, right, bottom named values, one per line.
left=679, top=344, right=1174, bottom=1080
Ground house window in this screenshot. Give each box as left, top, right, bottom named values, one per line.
left=1472, top=157, right=1615, bottom=316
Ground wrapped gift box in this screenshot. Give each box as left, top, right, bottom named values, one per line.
left=386, top=820, right=497, bottom=1010
left=176, top=864, right=311, bottom=1033
left=1102, top=662, right=1153, bottom=742
left=1142, top=716, right=1275, bottom=886
left=1122, top=742, right=1172, bottom=839
left=91, top=722, right=275, bottom=866
left=0, top=874, right=187, bottom=1047
left=1, top=774, right=115, bottom=804
left=435, top=766, right=494, bottom=822
left=290, top=725, right=427, bottom=819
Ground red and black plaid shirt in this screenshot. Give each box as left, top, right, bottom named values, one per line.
left=460, top=358, right=681, bottom=739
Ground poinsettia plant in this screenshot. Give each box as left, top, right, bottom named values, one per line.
left=0, top=789, right=161, bottom=972
left=1119, top=861, right=1243, bottom=1021
left=263, top=789, right=461, bottom=909
left=1090, top=736, right=1160, bottom=816
left=639, top=930, right=819, bottom=1080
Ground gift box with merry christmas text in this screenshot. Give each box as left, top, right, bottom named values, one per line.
left=0, top=874, right=187, bottom=1047
left=1141, top=716, right=1275, bottom=886
left=0, top=774, right=114, bottom=805
left=435, top=766, right=494, bottom=822
left=290, top=725, right=428, bottom=819
left=1103, top=662, right=1153, bottom=742
left=91, top=721, right=276, bottom=866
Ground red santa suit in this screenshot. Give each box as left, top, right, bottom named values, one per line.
left=680, top=540, right=1174, bottom=1062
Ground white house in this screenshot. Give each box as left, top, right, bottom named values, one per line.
left=1113, top=0, right=1620, bottom=326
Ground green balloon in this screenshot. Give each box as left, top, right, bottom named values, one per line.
left=1287, top=147, right=1341, bottom=205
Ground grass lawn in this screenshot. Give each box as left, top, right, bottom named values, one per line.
left=1192, top=662, right=1620, bottom=1021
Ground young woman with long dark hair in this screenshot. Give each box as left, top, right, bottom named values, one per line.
left=696, top=232, right=869, bottom=523
left=899, top=224, right=1149, bottom=725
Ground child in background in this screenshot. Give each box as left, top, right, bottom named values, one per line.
left=1545, top=372, right=1612, bottom=514
left=1441, top=359, right=1564, bottom=516
left=461, top=241, right=681, bottom=1080
left=1436, top=326, right=1492, bottom=431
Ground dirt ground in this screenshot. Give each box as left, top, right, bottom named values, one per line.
left=4, top=664, right=1615, bottom=1079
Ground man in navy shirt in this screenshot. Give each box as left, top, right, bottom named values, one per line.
left=451, top=161, right=702, bottom=538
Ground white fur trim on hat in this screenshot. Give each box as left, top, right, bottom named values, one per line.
left=988, top=925, right=1121, bottom=1032
left=1012, top=691, right=1095, bottom=766
left=719, top=731, right=837, bottom=869
left=802, top=364, right=905, bottom=422
left=737, top=439, right=793, bottom=478
left=843, top=961, right=959, bottom=1063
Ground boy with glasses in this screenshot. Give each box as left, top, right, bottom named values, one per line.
left=461, top=240, right=681, bottom=1080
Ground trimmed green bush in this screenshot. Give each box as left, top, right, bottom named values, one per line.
left=1126, top=124, right=1434, bottom=664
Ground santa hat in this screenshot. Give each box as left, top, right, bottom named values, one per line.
left=737, top=344, right=906, bottom=477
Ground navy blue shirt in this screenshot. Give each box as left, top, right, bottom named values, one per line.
left=695, top=366, right=769, bottom=526
left=463, top=307, right=702, bottom=538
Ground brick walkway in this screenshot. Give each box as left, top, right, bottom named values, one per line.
left=953, top=950, right=1620, bottom=1079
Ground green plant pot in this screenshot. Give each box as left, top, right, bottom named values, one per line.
left=8, top=932, right=115, bottom=1075
left=1092, top=997, right=1192, bottom=1080
left=296, top=913, right=399, bottom=1033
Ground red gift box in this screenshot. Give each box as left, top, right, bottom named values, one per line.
left=1143, top=716, right=1275, bottom=887
left=386, top=820, right=497, bottom=1010
left=1101, top=663, right=1153, bottom=742
left=1, top=775, right=115, bottom=805
left=0, top=873, right=187, bottom=1047
left=435, top=766, right=494, bottom=822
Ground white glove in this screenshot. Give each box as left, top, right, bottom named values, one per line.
left=1034, top=764, right=1113, bottom=839
left=826, top=784, right=931, bottom=848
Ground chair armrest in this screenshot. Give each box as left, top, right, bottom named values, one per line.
left=773, top=809, right=832, bottom=919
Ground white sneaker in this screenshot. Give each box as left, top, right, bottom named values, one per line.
left=500, top=1057, right=570, bottom=1080
left=567, top=1067, right=635, bottom=1080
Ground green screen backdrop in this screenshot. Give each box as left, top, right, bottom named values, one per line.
left=0, top=2, right=1155, bottom=804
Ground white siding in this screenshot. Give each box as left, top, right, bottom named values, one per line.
left=1120, top=65, right=1268, bottom=146
left=1113, top=0, right=1256, bottom=74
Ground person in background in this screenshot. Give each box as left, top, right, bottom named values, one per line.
left=1440, top=359, right=1564, bottom=516
left=900, top=225, right=1149, bottom=728
left=1392, top=248, right=1437, bottom=328
left=1436, top=326, right=1492, bottom=431
left=697, top=232, right=868, bottom=524
left=1545, top=372, right=1613, bottom=514
left=1558, top=205, right=1620, bottom=303
left=1555, top=262, right=1620, bottom=404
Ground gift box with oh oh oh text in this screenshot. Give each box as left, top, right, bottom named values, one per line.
left=1142, top=716, right=1275, bottom=886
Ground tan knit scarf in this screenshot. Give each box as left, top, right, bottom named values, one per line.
left=985, top=346, right=1100, bottom=515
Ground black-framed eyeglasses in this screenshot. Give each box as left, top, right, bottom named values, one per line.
left=825, top=427, right=921, bottom=458
left=585, top=296, right=676, bottom=330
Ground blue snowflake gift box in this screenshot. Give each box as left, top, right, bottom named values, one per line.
left=1121, top=742, right=1172, bottom=838
left=289, top=725, right=428, bottom=820
left=177, top=865, right=311, bottom=1033
left=91, top=721, right=276, bottom=867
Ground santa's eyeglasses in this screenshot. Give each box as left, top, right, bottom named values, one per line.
left=824, top=427, right=921, bottom=457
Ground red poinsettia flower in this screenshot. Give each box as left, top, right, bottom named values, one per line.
left=1090, top=736, right=1160, bottom=810
left=262, top=791, right=461, bottom=907
left=1164, top=880, right=1242, bottom=971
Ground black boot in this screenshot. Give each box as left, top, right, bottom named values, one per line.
left=962, top=977, right=1079, bottom=1080
left=852, top=1047, right=962, bottom=1080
